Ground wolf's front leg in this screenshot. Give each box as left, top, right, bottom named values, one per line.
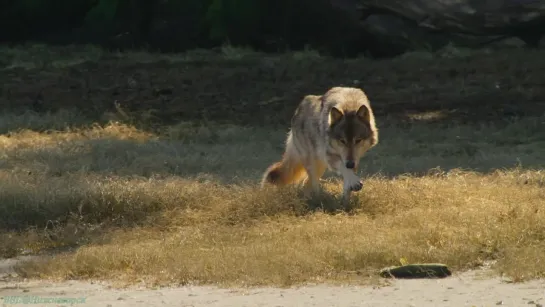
left=341, top=168, right=363, bottom=192
left=340, top=166, right=362, bottom=206
left=329, top=159, right=363, bottom=207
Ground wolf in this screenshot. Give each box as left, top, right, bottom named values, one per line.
left=261, top=86, right=379, bottom=205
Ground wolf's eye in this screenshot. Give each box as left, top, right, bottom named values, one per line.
left=339, top=138, right=347, bottom=145
left=354, top=138, right=363, bottom=144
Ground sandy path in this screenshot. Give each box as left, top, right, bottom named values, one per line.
left=1, top=257, right=544, bottom=307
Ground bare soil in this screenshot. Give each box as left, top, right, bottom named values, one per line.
left=2, top=258, right=544, bottom=307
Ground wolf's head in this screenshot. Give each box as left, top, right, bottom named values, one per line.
left=327, top=103, right=377, bottom=170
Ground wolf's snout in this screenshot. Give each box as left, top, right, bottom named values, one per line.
left=345, top=160, right=355, bottom=169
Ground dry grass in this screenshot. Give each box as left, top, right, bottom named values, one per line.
left=1, top=44, right=545, bottom=287
left=1, top=107, right=545, bottom=287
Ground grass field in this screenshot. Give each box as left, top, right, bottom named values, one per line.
left=1, top=44, right=545, bottom=287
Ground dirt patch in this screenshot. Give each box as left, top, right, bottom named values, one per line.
left=1, top=267, right=544, bottom=307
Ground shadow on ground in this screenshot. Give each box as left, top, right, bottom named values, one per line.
left=2, top=114, right=544, bottom=182
left=1, top=112, right=544, bottom=231
left=2, top=47, right=545, bottom=131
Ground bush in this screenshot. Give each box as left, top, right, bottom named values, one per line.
left=0, top=0, right=363, bottom=56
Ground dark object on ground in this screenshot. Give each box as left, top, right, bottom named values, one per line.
left=379, top=263, right=452, bottom=278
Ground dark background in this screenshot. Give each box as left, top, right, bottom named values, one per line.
left=2, top=0, right=544, bottom=59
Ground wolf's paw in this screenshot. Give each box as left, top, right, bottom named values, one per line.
left=344, top=176, right=363, bottom=192
left=350, top=180, right=363, bottom=192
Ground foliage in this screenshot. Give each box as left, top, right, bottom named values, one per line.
left=0, top=0, right=356, bottom=55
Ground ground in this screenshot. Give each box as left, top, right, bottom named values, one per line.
left=2, top=266, right=545, bottom=306
left=0, top=44, right=545, bottom=305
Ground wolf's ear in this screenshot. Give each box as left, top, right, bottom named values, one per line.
left=329, top=107, right=344, bottom=126
left=356, top=105, right=370, bottom=122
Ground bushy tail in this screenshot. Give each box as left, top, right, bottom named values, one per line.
left=261, top=152, right=306, bottom=187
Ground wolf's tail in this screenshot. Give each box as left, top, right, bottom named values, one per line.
left=261, top=137, right=307, bottom=187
